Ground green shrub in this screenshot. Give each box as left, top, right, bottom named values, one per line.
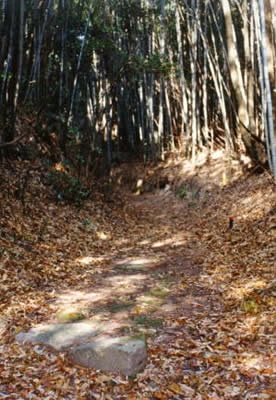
left=177, top=187, right=187, bottom=199
left=48, top=168, right=90, bottom=205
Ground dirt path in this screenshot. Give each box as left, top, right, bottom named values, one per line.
left=49, top=188, right=213, bottom=339
left=0, top=156, right=275, bottom=399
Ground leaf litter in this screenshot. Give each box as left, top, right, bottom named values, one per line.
left=0, top=151, right=275, bottom=399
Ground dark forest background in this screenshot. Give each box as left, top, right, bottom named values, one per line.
left=0, top=0, right=275, bottom=179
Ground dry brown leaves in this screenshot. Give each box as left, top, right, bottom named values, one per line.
left=0, top=153, right=275, bottom=399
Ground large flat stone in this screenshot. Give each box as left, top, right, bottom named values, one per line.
left=69, top=336, right=147, bottom=376
left=16, top=322, right=100, bottom=350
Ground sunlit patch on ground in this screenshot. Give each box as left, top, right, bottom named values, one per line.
left=75, top=255, right=107, bottom=265
left=151, top=233, right=187, bottom=249
left=227, top=279, right=268, bottom=301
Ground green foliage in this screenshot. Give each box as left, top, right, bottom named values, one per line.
left=56, top=310, right=86, bottom=323
left=82, top=219, right=94, bottom=227
left=177, top=187, right=188, bottom=199
left=48, top=166, right=90, bottom=206
left=176, top=184, right=200, bottom=201
left=144, top=53, right=172, bottom=75
left=133, top=314, right=164, bottom=328
left=240, top=299, right=260, bottom=314
left=127, top=53, right=173, bottom=76
left=149, top=287, right=170, bottom=298
left=68, top=126, right=81, bottom=140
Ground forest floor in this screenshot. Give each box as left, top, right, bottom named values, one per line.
left=0, top=151, right=275, bottom=399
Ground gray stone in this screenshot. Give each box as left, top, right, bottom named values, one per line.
left=69, top=336, right=147, bottom=376
left=16, top=322, right=100, bottom=350
left=16, top=322, right=148, bottom=375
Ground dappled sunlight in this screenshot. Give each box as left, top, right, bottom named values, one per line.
left=112, top=238, right=131, bottom=246
left=75, top=255, right=107, bottom=266
left=106, top=273, right=148, bottom=286
left=52, top=255, right=159, bottom=319
left=55, top=273, right=147, bottom=309
left=54, top=162, right=67, bottom=173
left=139, top=239, right=151, bottom=246
left=238, top=352, right=271, bottom=372
left=178, top=149, right=244, bottom=187
left=95, top=231, right=110, bottom=240
left=227, top=279, right=268, bottom=301
left=151, top=233, right=187, bottom=249
left=245, top=309, right=272, bottom=325
left=234, top=314, right=260, bottom=337
left=237, top=190, right=273, bottom=221
left=55, top=289, right=109, bottom=307
left=114, top=256, right=161, bottom=269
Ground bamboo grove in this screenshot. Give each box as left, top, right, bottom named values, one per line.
left=0, top=0, right=275, bottom=177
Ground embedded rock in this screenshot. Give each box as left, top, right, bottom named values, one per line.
left=69, top=336, right=147, bottom=376
left=16, top=322, right=148, bottom=375
left=16, top=321, right=100, bottom=350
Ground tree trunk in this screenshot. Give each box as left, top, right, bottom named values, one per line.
left=221, top=0, right=259, bottom=161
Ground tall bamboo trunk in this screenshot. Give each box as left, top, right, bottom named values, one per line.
left=221, top=0, right=259, bottom=161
